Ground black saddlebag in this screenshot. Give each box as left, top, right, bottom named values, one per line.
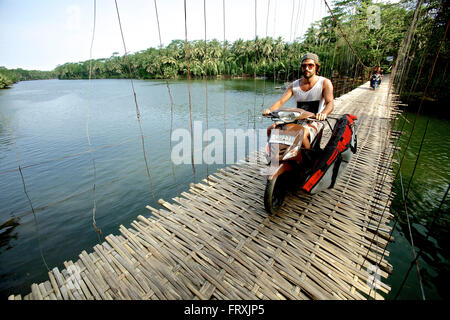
left=301, top=114, right=357, bottom=194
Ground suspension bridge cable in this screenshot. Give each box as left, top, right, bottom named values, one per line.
left=293, top=0, right=301, bottom=41
left=394, top=183, right=449, bottom=299
left=223, top=0, right=227, bottom=158
left=367, top=17, right=449, bottom=297
left=265, top=0, right=270, bottom=38
left=399, top=38, right=420, bottom=97
left=394, top=0, right=425, bottom=91
left=0, top=110, right=50, bottom=272
left=351, top=41, right=414, bottom=294
left=204, top=0, right=209, bottom=183
left=368, top=116, right=417, bottom=298
left=368, top=117, right=429, bottom=299
left=183, top=0, right=196, bottom=183
left=2, top=160, right=163, bottom=225
left=391, top=15, right=429, bottom=139
left=400, top=120, right=429, bottom=300
left=153, top=0, right=180, bottom=195
left=300, top=0, right=307, bottom=45
left=357, top=93, right=400, bottom=298
left=289, top=0, right=295, bottom=42
left=114, top=0, right=156, bottom=204
left=323, top=0, right=368, bottom=70
left=361, top=73, right=418, bottom=295
left=272, top=0, right=278, bottom=83
left=397, top=2, right=427, bottom=98
left=87, top=0, right=102, bottom=242
left=363, top=102, right=413, bottom=293
left=293, top=0, right=304, bottom=80
left=253, top=0, right=257, bottom=130
left=273, top=0, right=277, bottom=38
left=330, top=27, right=338, bottom=79
left=394, top=18, right=448, bottom=190
left=259, top=0, right=271, bottom=114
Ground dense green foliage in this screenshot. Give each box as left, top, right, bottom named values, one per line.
left=0, top=67, right=55, bottom=89
left=3, top=0, right=447, bottom=109
left=393, top=0, right=449, bottom=114
left=53, top=1, right=413, bottom=83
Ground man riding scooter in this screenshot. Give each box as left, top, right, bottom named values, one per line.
left=261, top=53, right=358, bottom=215
left=262, top=53, right=334, bottom=149
left=260, top=53, right=336, bottom=214
left=370, top=66, right=383, bottom=90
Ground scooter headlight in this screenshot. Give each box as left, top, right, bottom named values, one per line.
left=278, top=111, right=301, bottom=123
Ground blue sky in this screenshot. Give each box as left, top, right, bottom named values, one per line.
left=0, top=0, right=334, bottom=71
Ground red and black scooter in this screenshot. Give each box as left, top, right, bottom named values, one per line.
left=263, top=108, right=358, bottom=215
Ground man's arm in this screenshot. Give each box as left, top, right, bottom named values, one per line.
left=262, top=84, right=293, bottom=115
left=316, top=78, right=334, bottom=120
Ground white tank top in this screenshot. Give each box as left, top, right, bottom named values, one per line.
left=292, top=76, right=326, bottom=114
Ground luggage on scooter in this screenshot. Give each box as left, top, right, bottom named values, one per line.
left=302, top=114, right=357, bottom=194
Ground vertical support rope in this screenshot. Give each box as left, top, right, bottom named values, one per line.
left=393, top=0, right=425, bottom=91
left=204, top=0, right=209, bottom=183
left=393, top=18, right=449, bottom=190
left=402, top=120, right=429, bottom=300
left=183, top=0, right=196, bottom=183
left=259, top=0, right=271, bottom=116
left=265, top=0, right=270, bottom=38
left=323, top=0, right=368, bottom=69
left=293, top=0, right=301, bottom=41
left=87, top=0, right=102, bottom=242
left=153, top=0, right=179, bottom=195
left=114, top=0, right=156, bottom=203
left=253, top=0, right=257, bottom=130
left=289, top=0, right=295, bottom=42
left=223, top=0, right=227, bottom=160
left=367, top=17, right=450, bottom=299
left=394, top=184, right=449, bottom=299
left=272, top=0, right=277, bottom=82
left=0, top=110, right=50, bottom=272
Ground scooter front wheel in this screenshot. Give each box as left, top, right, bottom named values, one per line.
left=264, top=174, right=287, bottom=215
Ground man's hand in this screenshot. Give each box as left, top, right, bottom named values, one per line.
left=262, top=109, right=272, bottom=116
left=316, top=112, right=327, bottom=121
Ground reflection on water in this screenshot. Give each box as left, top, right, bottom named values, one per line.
left=0, top=78, right=283, bottom=298
left=0, top=218, right=20, bottom=254
left=387, top=111, right=450, bottom=300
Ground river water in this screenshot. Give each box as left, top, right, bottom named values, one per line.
left=0, top=79, right=448, bottom=299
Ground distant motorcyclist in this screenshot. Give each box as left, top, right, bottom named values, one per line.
left=370, top=66, right=383, bottom=90
left=262, top=53, right=334, bottom=149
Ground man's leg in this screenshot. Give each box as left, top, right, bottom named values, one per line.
left=302, top=127, right=311, bottom=149
left=267, top=123, right=276, bottom=139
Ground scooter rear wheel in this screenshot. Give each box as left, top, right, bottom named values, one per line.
left=264, top=174, right=287, bottom=215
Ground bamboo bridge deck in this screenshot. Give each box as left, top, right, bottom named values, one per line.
left=9, top=77, right=399, bottom=300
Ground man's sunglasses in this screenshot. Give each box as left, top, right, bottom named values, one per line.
left=301, top=63, right=315, bottom=69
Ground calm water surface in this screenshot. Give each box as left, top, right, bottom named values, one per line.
left=0, top=79, right=448, bottom=299
left=386, top=112, right=449, bottom=300
left=0, top=78, right=280, bottom=298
